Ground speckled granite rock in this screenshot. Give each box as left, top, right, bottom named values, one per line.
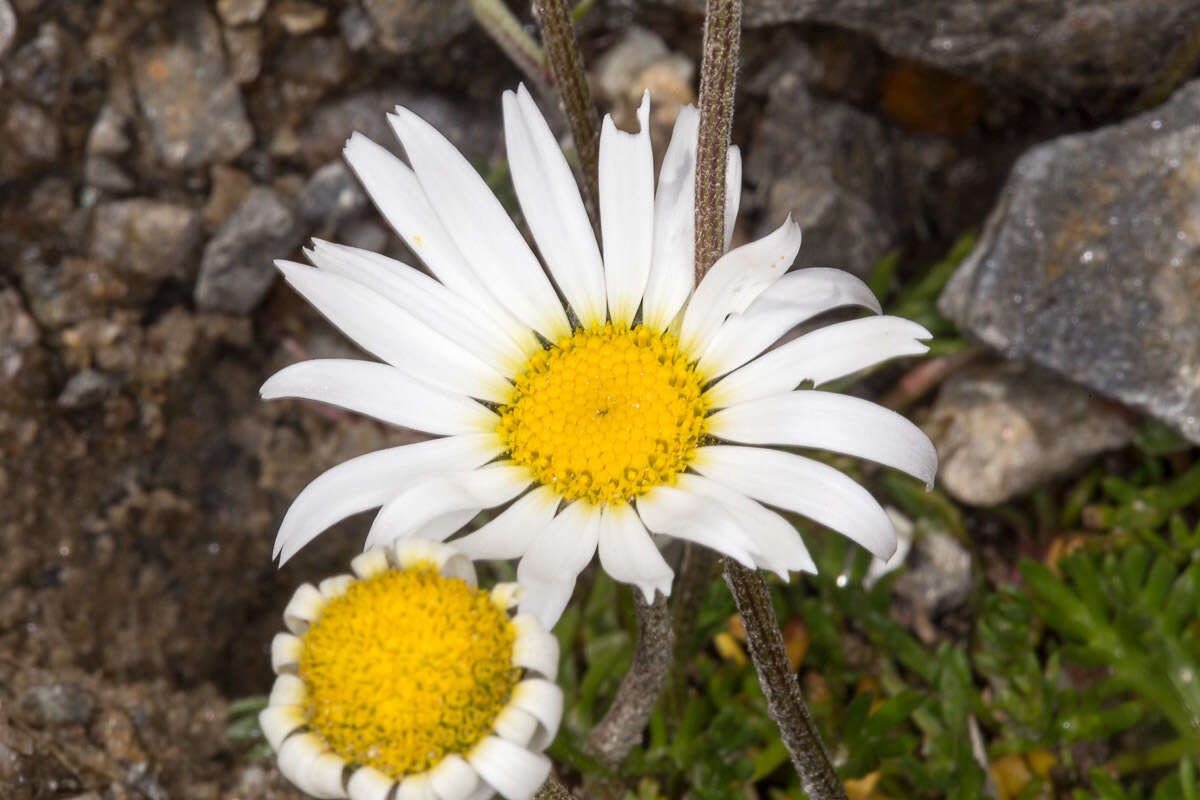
left=662, top=0, right=1200, bottom=100
left=940, top=80, right=1200, bottom=445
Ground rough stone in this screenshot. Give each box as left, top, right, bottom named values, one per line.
left=593, top=27, right=695, bottom=155
left=338, top=4, right=373, bottom=51
left=362, top=0, right=471, bottom=55
left=215, top=0, right=267, bottom=26
left=6, top=21, right=65, bottom=105
left=299, top=161, right=366, bottom=228
left=222, top=26, right=263, bottom=85
left=893, top=526, right=973, bottom=617
left=131, top=6, right=254, bottom=169
left=275, top=0, right=328, bottom=35
left=277, top=35, right=350, bottom=88
left=90, top=199, right=203, bottom=283
left=0, top=290, right=41, bottom=390
left=194, top=186, right=303, bottom=313
left=661, top=0, right=1200, bottom=100
left=925, top=364, right=1135, bottom=506
left=1, top=100, right=60, bottom=172
left=745, top=73, right=897, bottom=278
left=0, top=0, right=15, bottom=60
left=83, top=157, right=135, bottom=194
left=86, top=105, right=132, bottom=157
left=57, top=370, right=117, bottom=410
left=940, top=80, right=1200, bottom=445
left=18, top=683, right=96, bottom=728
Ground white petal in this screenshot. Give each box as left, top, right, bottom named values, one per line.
left=411, top=509, right=482, bottom=543
left=389, top=108, right=571, bottom=341
left=391, top=538, right=478, bottom=586
left=347, top=766, right=398, bottom=800
left=269, top=674, right=306, bottom=707
left=517, top=501, right=601, bottom=628
left=307, top=752, right=350, bottom=800
left=319, top=575, right=355, bottom=599
left=723, top=144, right=742, bottom=253
left=365, top=464, right=532, bottom=549
left=493, top=706, right=539, bottom=747
left=262, top=359, right=497, bottom=436
left=259, top=704, right=305, bottom=751
left=708, top=391, right=938, bottom=488
left=692, top=445, right=896, bottom=560
left=399, top=774, right=437, bottom=800
left=504, top=86, right=606, bottom=328
left=674, top=473, right=815, bottom=577
left=271, top=632, right=302, bottom=672
left=430, top=755, right=480, bottom=800
left=343, top=132, right=528, bottom=344
left=508, top=678, right=564, bottom=751
left=642, top=105, right=699, bottom=331
left=679, top=216, right=802, bottom=355
left=283, top=583, right=326, bottom=634
left=467, top=736, right=551, bottom=800
left=599, top=93, right=654, bottom=327
left=350, top=548, right=390, bottom=579
left=274, top=434, right=503, bottom=564
left=705, top=315, right=932, bottom=407
left=278, top=733, right=338, bottom=798
left=451, top=486, right=560, bottom=560
left=697, top=268, right=889, bottom=379
left=491, top=582, right=525, bottom=610
left=512, top=627, right=559, bottom=680
left=633, top=485, right=756, bottom=567
left=278, top=262, right=511, bottom=402
left=308, top=240, right=531, bottom=374
left=596, top=503, right=673, bottom=601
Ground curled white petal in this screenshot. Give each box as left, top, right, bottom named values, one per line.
left=509, top=678, right=564, bottom=751
left=723, top=144, right=741, bottom=252
left=350, top=547, right=390, bottom=579
left=319, top=574, right=355, bottom=600
left=277, top=733, right=330, bottom=797
left=259, top=704, right=305, bottom=751
left=512, top=627, right=559, bottom=680
left=468, top=736, right=551, bottom=800
left=430, top=754, right=480, bottom=800
left=490, top=582, right=524, bottom=610
left=692, top=445, right=896, bottom=560
left=283, top=583, right=326, bottom=634
left=707, top=391, right=938, bottom=488
left=493, top=705, right=539, bottom=747
left=271, top=632, right=303, bottom=673
left=307, top=751, right=350, bottom=799
left=391, top=538, right=478, bottom=587
left=346, top=766, right=398, bottom=800
left=269, top=674, right=306, bottom=706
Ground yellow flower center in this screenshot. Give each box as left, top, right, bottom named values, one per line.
left=298, top=567, right=519, bottom=778
left=498, top=324, right=708, bottom=505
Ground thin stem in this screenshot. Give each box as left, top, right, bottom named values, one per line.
left=693, top=0, right=742, bottom=281
left=532, top=0, right=601, bottom=222
left=584, top=590, right=675, bottom=767
left=723, top=560, right=847, bottom=800
left=467, top=0, right=551, bottom=92
left=535, top=775, right=574, bottom=800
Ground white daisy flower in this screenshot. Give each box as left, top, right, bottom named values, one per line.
left=261, top=538, right=563, bottom=800
left=262, top=85, right=938, bottom=627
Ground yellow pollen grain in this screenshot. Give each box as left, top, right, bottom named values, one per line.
left=497, top=323, right=708, bottom=505
left=298, top=567, right=519, bottom=778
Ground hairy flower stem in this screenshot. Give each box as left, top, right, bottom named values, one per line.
left=535, top=775, right=574, bottom=800
left=532, top=0, right=601, bottom=223
left=584, top=590, right=675, bottom=766
left=693, top=0, right=741, bottom=280
left=723, top=560, right=847, bottom=800
left=467, top=0, right=550, bottom=92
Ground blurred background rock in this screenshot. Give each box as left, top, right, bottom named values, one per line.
left=1, top=0, right=1198, bottom=796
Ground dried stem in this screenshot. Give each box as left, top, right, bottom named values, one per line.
left=532, top=0, right=601, bottom=221
left=693, top=0, right=742, bottom=281
left=723, top=560, right=847, bottom=800
left=467, top=0, right=551, bottom=92
left=584, top=590, right=675, bottom=767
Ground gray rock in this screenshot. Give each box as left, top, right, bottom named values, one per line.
left=223, top=26, right=263, bottom=85
left=57, top=370, right=117, bottom=409
left=277, top=35, right=350, bottom=88
left=746, top=72, right=897, bottom=278
left=893, top=526, right=973, bottom=617
left=299, top=161, right=366, bottom=227
left=6, top=21, right=65, bottom=105
left=362, top=0, right=470, bottom=55
left=195, top=186, right=303, bottom=313
left=216, top=0, right=267, bottom=26
left=18, top=683, right=96, bottom=728
left=84, top=156, right=135, bottom=194
left=940, top=80, right=1200, bottom=445
left=338, top=4, right=374, bottom=51
left=926, top=364, right=1135, bottom=506
left=1, top=99, right=60, bottom=172
left=0, top=289, right=40, bottom=387
left=662, top=0, right=1200, bottom=100
left=90, top=199, right=203, bottom=283
left=275, top=0, right=328, bottom=35
left=0, top=0, right=15, bottom=61
left=86, top=105, right=132, bottom=157
left=132, top=6, right=254, bottom=169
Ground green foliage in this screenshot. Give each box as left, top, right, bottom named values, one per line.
left=225, top=694, right=272, bottom=762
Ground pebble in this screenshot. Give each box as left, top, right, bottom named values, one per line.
left=0, top=0, right=15, bottom=60
left=57, top=369, right=117, bottom=409
left=90, top=199, right=203, bottom=282
left=275, top=0, right=328, bottom=35
left=18, top=683, right=96, bottom=728
left=216, top=0, right=267, bottom=26
left=86, top=105, right=132, bottom=157
left=299, top=161, right=366, bottom=227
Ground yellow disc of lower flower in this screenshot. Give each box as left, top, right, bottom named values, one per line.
left=498, top=323, right=709, bottom=505
left=298, top=567, right=519, bottom=777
